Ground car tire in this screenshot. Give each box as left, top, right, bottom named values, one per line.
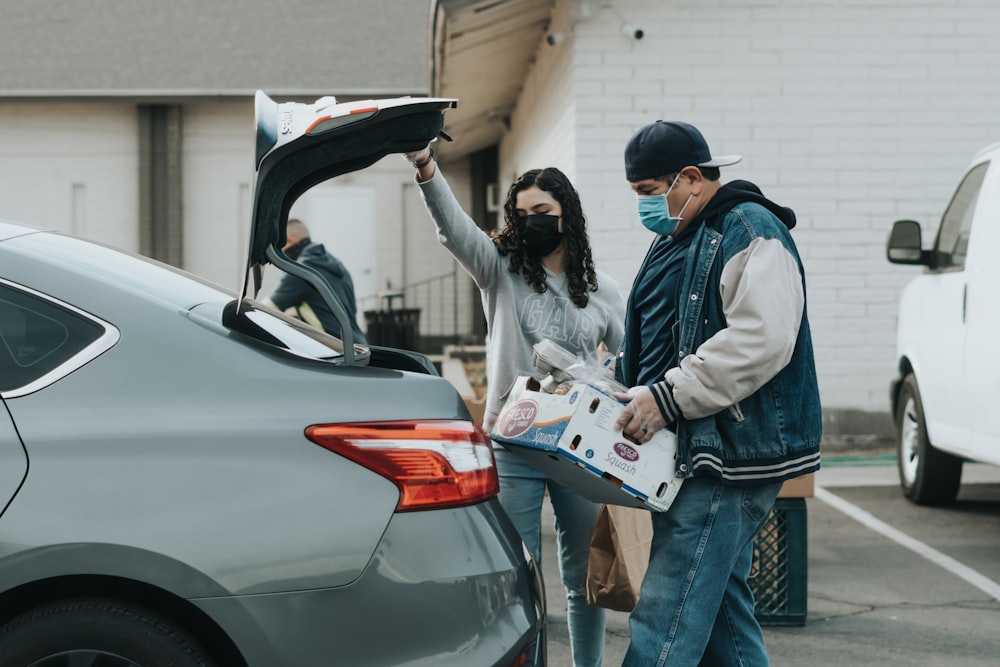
left=0, top=598, right=215, bottom=667
left=895, top=374, right=963, bottom=506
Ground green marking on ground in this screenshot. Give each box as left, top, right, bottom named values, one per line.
left=821, top=452, right=896, bottom=467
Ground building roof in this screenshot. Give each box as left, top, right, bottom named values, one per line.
left=0, top=0, right=432, bottom=100
left=431, top=0, right=555, bottom=160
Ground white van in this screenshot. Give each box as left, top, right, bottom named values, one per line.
left=886, top=140, right=1000, bottom=505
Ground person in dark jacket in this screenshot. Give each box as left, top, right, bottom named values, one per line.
left=263, top=219, right=366, bottom=344
left=613, top=120, right=822, bottom=666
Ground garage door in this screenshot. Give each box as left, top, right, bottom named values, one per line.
left=182, top=101, right=256, bottom=290
left=0, top=102, right=139, bottom=250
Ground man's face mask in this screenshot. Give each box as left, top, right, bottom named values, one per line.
left=283, top=237, right=311, bottom=261
left=518, top=214, right=563, bottom=257
left=636, top=173, right=691, bottom=237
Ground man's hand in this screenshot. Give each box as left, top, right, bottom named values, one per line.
left=613, top=386, right=667, bottom=443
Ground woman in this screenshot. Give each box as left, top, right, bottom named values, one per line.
left=405, top=146, right=625, bottom=667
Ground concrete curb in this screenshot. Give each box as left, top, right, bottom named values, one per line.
left=821, top=434, right=895, bottom=454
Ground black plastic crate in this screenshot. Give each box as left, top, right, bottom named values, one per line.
left=749, top=497, right=808, bottom=626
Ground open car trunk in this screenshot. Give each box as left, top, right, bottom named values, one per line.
left=231, top=91, right=456, bottom=367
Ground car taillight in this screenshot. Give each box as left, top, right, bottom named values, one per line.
left=305, top=420, right=499, bottom=512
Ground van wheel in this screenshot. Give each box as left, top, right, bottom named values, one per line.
left=0, top=598, right=215, bottom=667
left=895, top=374, right=962, bottom=506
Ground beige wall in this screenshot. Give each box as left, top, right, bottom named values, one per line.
left=0, top=103, right=139, bottom=250
left=181, top=101, right=255, bottom=288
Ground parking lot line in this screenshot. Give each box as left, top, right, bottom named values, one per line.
left=815, top=485, right=1000, bottom=602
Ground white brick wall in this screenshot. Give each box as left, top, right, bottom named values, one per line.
left=546, top=0, right=1000, bottom=425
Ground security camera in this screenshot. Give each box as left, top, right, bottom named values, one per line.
left=546, top=31, right=567, bottom=46
left=621, top=23, right=644, bottom=40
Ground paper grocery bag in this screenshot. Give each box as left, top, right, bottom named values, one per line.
left=586, top=503, right=653, bottom=612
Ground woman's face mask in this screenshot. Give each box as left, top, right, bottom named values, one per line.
left=518, top=214, right=563, bottom=257
left=636, top=174, right=691, bottom=237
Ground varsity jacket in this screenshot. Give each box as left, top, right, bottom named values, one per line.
left=618, top=181, right=822, bottom=485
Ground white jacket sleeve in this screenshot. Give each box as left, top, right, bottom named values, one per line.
left=663, top=236, right=804, bottom=420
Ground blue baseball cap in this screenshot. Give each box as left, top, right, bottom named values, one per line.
left=624, top=120, right=742, bottom=182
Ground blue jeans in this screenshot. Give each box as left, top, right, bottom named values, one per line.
left=623, top=475, right=782, bottom=667
left=494, top=446, right=606, bottom=667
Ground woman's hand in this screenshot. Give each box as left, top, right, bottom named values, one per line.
left=403, top=144, right=436, bottom=181
left=403, top=146, right=431, bottom=165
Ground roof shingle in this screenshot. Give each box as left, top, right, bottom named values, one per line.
left=1, top=0, right=432, bottom=98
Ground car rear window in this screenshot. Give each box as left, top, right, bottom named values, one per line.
left=0, top=282, right=115, bottom=394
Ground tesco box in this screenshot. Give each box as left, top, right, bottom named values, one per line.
left=491, top=376, right=683, bottom=512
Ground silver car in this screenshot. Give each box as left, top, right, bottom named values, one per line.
left=0, top=93, right=545, bottom=666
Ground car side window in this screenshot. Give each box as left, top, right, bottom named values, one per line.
left=0, top=283, right=105, bottom=393
left=934, top=161, right=989, bottom=271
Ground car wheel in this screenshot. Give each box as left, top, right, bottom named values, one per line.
left=0, top=598, right=215, bottom=667
left=895, top=374, right=962, bottom=506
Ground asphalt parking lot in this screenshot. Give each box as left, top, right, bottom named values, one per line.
left=542, top=454, right=1000, bottom=666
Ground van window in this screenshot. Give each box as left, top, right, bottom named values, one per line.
left=934, top=161, right=989, bottom=270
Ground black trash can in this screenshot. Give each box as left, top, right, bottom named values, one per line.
left=363, top=308, right=421, bottom=350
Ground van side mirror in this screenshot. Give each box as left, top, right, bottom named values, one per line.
left=886, top=220, right=929, bottom=265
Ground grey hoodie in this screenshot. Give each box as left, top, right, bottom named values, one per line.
left=267, top=242, right=366, bottom=343
left=417, top=169, right=625, bottom=431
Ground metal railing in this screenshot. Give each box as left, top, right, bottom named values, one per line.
left=359, top=268, right=483, bottom=352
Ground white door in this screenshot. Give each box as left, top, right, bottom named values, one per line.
left=961, top=160, right=1000, bottom=462
left=256, top=183, right=376, bottom=336
left=919, top=161, right=989, bottom=455
left=182, top=101, right=255, bottom=289
left=0, top=103, right=138, bottom=249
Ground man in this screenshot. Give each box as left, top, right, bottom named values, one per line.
left=263, top=218, right=367, bottom=344
left=613, top=120, right=822, bottom=666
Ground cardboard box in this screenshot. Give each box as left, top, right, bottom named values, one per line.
left=491, top=376, right=683, bottom=512
left=777, top=473, right=814, bottom=498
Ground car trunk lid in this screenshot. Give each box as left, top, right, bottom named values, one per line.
left=238, top=91, right=456, bottom=365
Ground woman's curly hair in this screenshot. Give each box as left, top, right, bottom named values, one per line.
left=493, top=167, right=599, bottom=308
